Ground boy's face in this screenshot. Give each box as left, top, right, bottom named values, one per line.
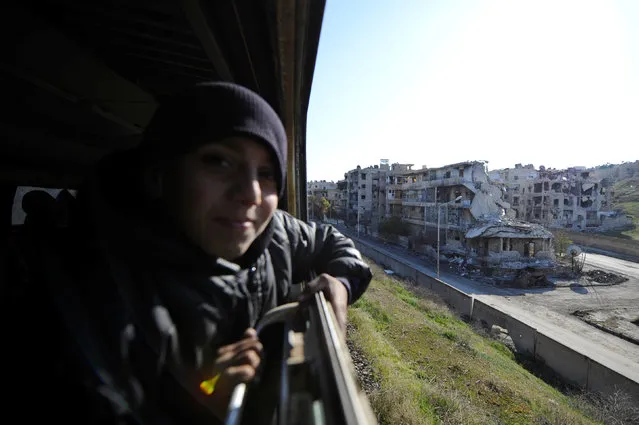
left=161, top=137, right=279, bottom=261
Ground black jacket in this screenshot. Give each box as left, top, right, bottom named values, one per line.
left=6, top=178, right=371, bottom=424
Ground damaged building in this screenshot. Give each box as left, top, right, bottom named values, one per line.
left=490, top=164, right=631, bottom=232
left=333, top=159, right=561, bottom=273
left=465, top=218, right=555, bottom=270
left=343, top=160, right=391, bottom=232
left=384, top=161, right=511, bottom=247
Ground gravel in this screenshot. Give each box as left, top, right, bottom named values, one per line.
left=346, top=323, right=381, bottom=395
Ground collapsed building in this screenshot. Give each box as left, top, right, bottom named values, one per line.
left=464, top=218, right=555, bottom=286
left=332, top=160, right=560, bottom=274
left=465, top=218, right=555, bottom=269
left=384, top=161, right=511, bottom=246
left=324, top=159, right=636, bottom=278
left=490, top=164, right=631, bottom=232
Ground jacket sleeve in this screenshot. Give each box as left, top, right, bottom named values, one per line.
left=277, top=211, right=372, bottom=304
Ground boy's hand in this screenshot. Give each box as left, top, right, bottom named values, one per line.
left=213, top=328, right=263, bottom=393
left=204, top=329, right=262, bottom=420
left=299, top=273, right=349, bottom=334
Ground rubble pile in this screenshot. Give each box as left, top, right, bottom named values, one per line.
left=585, top=270, right=628, bottom=285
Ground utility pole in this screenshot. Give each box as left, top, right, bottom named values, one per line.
left=437, top=204, right=441, bottom=277
left=357, top=184, right=360, bottom=238
left=435, top=185, right=439, bottom=277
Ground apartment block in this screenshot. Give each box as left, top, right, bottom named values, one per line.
left=490, top=164, right=629, bottom=231
left=384, top=161, right=508, bottom=245
left=306, top=180, right=341, bottom=220
left=332, top=160, right=557, bottom=269
left=343, top=161, right=390, bottom=230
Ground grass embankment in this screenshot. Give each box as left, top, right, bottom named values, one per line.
left=608, top=178, right=639, bottom=241
left=348, top=260, right=600, bottom=425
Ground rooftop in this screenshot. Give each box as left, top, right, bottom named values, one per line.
left=466, top=217, right=554, bottom=240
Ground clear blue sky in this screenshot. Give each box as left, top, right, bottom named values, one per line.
left=306, top=0, right=639, bottom=182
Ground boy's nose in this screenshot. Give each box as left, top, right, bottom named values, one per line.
left=233, top=173, right=262, bottom=205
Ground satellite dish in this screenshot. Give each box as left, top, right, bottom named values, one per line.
left=566, top=244, right=582, bottom=257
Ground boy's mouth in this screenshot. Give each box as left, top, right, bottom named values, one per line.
left=214, top=217, right=255, bottom=230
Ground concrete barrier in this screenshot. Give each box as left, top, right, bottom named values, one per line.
left=503, top=316, right=538, bottom=357
left=351, top=236, right=639, bottom=404
left=588, top=360, right=639, bottom=401
left=427, top=276, right=473, bottom=317
left=416, top=271, right=435, bottom=291
left=472, top=299, right=509, bottom=328
left=535, top=333, right=590, bottom=388
left=471, top=300, right=537, bottom=356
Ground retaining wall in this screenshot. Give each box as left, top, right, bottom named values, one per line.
left=534, top=333, right=590, bottom=387
left=588, top=360, right=639, bottom=401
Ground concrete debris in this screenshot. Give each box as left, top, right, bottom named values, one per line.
left=496, top=260, right=554, bottom=270
left=470, top=190, right=504, bottom=220
left=465, top=217, right=553, bottom=239
left=489, top=325, right=516, bottom=352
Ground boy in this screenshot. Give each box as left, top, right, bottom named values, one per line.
left=10, top=82, right=371, bottom=424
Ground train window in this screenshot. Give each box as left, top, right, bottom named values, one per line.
left=12, top=186, right=77, bottom=225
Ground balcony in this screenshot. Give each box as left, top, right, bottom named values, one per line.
left=388, top=199, right=402, bottom=205
left=404, top=177, right=468, bottom=189
left=402, top=199, right=426, bottom=207
left=423, top=220, right=471, bottom=231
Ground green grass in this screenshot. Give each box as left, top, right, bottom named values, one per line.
left=348, top=259, right=601, bottom=425
left=606, top=179, right=639, bottom=240
left=611, top=201, right=639, bottom=240
left=612, top=178, right=639, bottom=204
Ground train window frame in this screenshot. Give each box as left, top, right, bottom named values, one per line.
left=11, top=186, right=77, bottom=226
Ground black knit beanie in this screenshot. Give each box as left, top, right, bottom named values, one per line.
left=139, top=82, right=288, bottom=196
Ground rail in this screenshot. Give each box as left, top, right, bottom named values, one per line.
left=224, top=292, right=377, bottom=425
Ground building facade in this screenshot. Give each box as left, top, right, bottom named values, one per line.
left=343, top=161, right=390, bottom=232
left=328, top=160, right=562, bottom=270
left=306, top=180, right=341, bottom=220
left=465, top=218, right=555, bottom=271
left=491, top=164, right=629, bottom=231
left=382, top=161, right=509, bottom=250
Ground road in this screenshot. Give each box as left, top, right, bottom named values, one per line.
left=334, top=224, right=639, bottom=383
left=583, top=252, right=639, bottom=278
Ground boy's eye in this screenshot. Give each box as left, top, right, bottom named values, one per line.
left=258, top=168, right=276, bottom=181
left=201, top=154, right=232, bottom=168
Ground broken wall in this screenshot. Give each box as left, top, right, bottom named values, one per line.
left=470, top=190, right=504, bottom=220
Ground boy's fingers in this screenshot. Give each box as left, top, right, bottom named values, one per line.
left=215, top=341, right=263, bottom=370
left=243, top=328, right=258, bottom=338
left=224, top=364, right=258, bottom=383
left=299, top=276, right=329, bottom=301
left=217, top=334, right=260, bottom=355
left=216, top=341, right=263, bottom=364
left=228, top=347, right=262, bottom=369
